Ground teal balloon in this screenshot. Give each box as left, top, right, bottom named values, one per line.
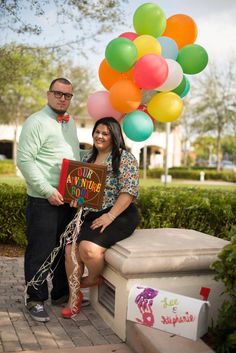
left=122, top=110, right=154, bottom=142
left=180, top=77, right=190, bottom=98
left=133, top=3, right=166, bottom=38
left=105, top=37, right=138, bottom=72
left=177, top=44, right=208, bottom=74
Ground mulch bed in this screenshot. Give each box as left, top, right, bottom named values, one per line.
left=0, top=243, right=25, bottom=257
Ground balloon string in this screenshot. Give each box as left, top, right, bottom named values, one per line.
left=67, top=207, right=83, bottom=313
left=24, top=208, right=85, bottom=306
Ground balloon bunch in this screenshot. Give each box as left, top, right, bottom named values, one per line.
left=87, top=2, right=208, bottom=142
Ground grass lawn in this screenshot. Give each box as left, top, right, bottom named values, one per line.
left=140, top=177, right=236, bottom=190
left=0, top=175, right=235, bottom=191
left=0, top=175, right=26, bottom=186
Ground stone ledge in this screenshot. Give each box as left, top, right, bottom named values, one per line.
left=105, top=228, right=229, bottom=275
left=91, top=228, right=228, bottom=340
left=126, top=321, right=216, bottom=353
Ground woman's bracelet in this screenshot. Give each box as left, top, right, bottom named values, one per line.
left=107, top=212, right=116, bottom=221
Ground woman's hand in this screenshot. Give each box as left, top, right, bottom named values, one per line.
left=91, top=213, right=113, bottom=233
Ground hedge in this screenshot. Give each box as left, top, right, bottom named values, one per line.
left=137, top=186, right=236, bottom=240
left=142, top=167, right=236, bottom=182
left=0, top=183, right=27, bottom=245
left=1, top=183, right=236, bottom=246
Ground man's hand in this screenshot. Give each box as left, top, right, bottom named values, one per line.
left=70, top=200, right=78, bottom=208
left=48, top=190, right=64, bottom=206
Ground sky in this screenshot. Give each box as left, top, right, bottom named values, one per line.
left=1, top=0, right=235, bottom=86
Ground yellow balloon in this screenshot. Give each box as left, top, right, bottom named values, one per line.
left=133, top=35, right=161, bottom=59
left=147, top=92, right=184, bottom=122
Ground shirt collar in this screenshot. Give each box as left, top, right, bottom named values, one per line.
left=43, top=105, right=60, bottom=120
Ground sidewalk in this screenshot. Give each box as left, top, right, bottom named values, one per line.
left=0, top=256, right=130, bottom=353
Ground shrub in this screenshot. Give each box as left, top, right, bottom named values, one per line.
left=0, top=183, right=27, bottom=246
left=209, top=235, right=236, bottom=353
left=137, top=186, right=236, bottom=240
left=1, top=184, right=236, bottom=246
left=144, top=167, right=236, bottom=183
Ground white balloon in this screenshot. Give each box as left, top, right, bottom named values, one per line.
left=156, top=59, right=183, bottom=91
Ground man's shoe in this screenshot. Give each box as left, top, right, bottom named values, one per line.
left=51, top=294, right=69, bottom=306
left=51, top=294, right=90, bottom=307
left=26, top=302, right=50, bottom=322
left=81, top=299, right=90, bottom=307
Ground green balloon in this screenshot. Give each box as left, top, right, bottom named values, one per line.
left=133, top=3, right=166, bottom=38
left=177, top=44, right=208, bottom=74
left=105, top=37, right=138, bottom=73
left=172, top=75, right=187, bottom=96
left=180, top=77, right=190, bottom=98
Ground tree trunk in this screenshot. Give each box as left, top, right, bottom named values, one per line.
left=182, top=139, right=189, bottom=167
left=13, top=115, right=19, bottom=166
left=13, top=125, right=17, bottom=165
left=216, top=128, right=221, bottom=172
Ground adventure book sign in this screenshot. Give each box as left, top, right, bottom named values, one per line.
left=58, top=159, right=107, bottom=209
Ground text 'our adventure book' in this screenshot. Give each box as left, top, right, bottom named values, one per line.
left=58, top=159, right=107, bottom=209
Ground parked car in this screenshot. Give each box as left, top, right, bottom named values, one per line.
left=221, top=160, right=236, bottom=170
left=0, top=154, right=7, bottom=160
left=207, top=160, right=236, bottom=170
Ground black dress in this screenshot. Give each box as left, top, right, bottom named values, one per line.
left=78, top=203, right=139, bottom=248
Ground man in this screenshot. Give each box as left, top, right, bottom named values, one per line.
left=17, top=78, right=86, bottom=322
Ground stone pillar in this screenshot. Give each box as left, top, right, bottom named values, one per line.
left=90, top=228, right=229, bottom=340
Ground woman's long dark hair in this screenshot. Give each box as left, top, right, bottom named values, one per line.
left=87, top=117, right=126, bottom=174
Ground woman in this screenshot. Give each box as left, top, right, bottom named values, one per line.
left=61, top=117, right=139, bottom=318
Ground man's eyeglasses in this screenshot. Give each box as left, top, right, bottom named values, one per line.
left=50, top=90, right=73, bottom=100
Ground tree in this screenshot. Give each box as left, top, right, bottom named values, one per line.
left=0, top=0, right=126, bottom=55
left=0, top=44, right=57, bottom=123
left=173, top=98, right=194, bottom=167
left=55, top=63, right=95, bottom=118
left=0, top=44, right=57, bottom=161
left=189, top=61, right=236, bottom=170
left=221, top=135, right=236, bottom=163
left=0, top=44, right=94, bottom=162
left=193, top=136, right=216, bottom=166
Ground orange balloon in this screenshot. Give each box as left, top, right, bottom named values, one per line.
left=162, top=14, right=198, bottom=49
left=109, top=80, right=141, bottom=113
left=98, top=59, right=134, bottom=90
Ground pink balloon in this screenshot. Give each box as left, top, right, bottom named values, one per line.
left=119, top=32, right=138, bottom=41
left=87, top=91, right=122, bottom=121
left=134, top=54, right=168, bottom=90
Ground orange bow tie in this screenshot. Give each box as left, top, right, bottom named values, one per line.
left=57, top=114, right=70, bottom=123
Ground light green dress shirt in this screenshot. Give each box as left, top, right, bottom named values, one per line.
left=17, top=105, right=81, bottom=198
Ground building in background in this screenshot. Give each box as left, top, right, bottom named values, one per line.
left=0, top=116, right=182, bottom=169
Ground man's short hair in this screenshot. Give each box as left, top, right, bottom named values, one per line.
left=49, top=78, right=72, bottom=90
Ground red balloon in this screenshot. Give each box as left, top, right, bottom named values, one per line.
left=119, top=32, right=139, bottom=41
left=138, top=104, right=155, bottom=123
left=134, top=54, right=168, bottom=90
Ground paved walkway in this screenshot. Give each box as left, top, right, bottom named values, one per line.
left=0, top=256, right=131, bottom=353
